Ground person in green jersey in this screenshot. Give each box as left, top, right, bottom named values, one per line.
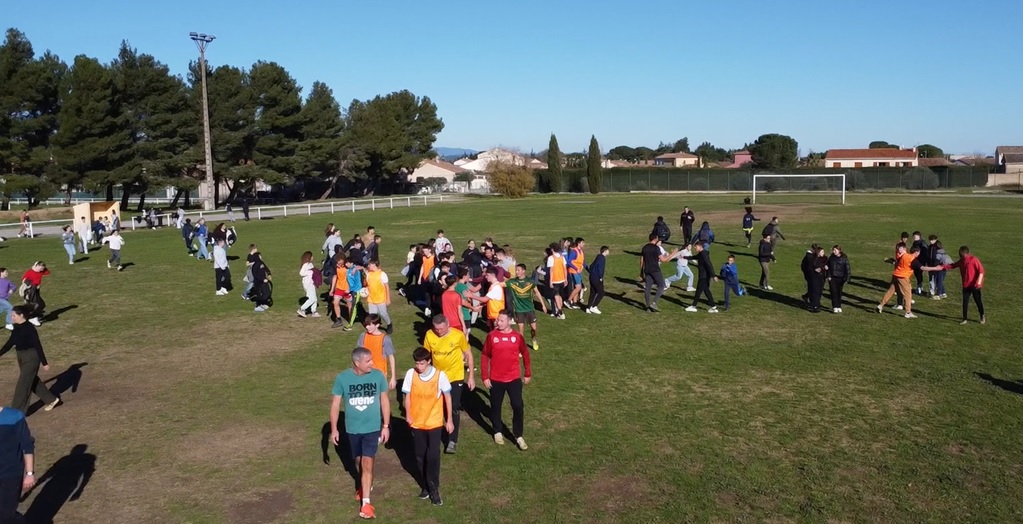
left=453, top=266, right=481, bottom=341
left=506, top=263, right=547, bottom=351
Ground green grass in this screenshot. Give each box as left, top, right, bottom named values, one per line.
left=7, top=193, right=1023, bottom=523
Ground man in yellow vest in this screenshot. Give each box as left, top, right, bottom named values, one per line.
left=364, top=260, right=392, bottom=334
left=402, top=346, right=453, bottom=506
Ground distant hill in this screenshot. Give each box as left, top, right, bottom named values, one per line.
left=434, top=147, right=477, bottom=161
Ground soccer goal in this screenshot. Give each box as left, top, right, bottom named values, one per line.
left=751, top=173, right=846, bottom=205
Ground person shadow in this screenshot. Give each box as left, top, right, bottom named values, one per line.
left=975, top=373, right=1023, bottom=396
left=23, top=444, right=96, bottom=524
left=45, top=362, right=88, bottom=396
left=320, top=417, right=358, bottom=486
left=42, top=305, right=78, bottom=323
left=461, top=387, right=494, bottom=436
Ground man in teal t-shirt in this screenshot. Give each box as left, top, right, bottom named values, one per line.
left=330, top=347, right=391, bottom=519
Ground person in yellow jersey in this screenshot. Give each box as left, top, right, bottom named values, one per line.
left=475, top=269, right=506, bottom=331
left=402, top=347, right=453, bottom=506
left=356, top=314, right=397, bottom=390
left=364, top=259, right=392, bottom=334
left=422, top=314, right=474, bottom=454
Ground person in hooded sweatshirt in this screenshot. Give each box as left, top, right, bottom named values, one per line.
left=683, top=243, right=719, bottom=313
left=691, top=221, right=715, bottom=252
left=800, top=244, right=820, bottom=304
left=826, top=245, right=851, bottom=313
left=741, top=207, right=760, bottom=248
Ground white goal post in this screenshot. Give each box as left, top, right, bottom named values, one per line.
left=752, top=174, right=846, bottom=205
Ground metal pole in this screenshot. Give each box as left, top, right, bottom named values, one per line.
left=191, top=33, right=217, bottom=211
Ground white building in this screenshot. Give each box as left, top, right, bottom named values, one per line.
left=410, top=159, right=469, bottom=184
left=824, top=148, right=919, bottom=168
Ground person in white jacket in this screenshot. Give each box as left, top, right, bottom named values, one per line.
left=664, top=243, right=696, bottom=291
left=298, top=251, right=320, bottom=318
left=102, top=230, right=125, bottom=271
left=76, top=216, right=90, bottom=254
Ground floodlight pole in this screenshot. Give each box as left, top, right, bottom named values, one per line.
left=190, top=32, right=216, bottom=210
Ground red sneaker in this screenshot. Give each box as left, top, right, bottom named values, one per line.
left=359, top=503, right=376, bottom=519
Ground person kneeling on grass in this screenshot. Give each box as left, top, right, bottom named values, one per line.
left=330, top=346, right=390, bottom=520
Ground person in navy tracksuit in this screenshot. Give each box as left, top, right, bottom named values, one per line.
left=741, top=207, right=760, bottom=248
left=585, top=246, right=608, bottom=314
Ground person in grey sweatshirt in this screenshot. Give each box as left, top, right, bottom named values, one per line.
left=213, top=239, right=231, bottom=295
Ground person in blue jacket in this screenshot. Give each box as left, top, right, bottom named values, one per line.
left=719, top=254, right=744, bottom=311
left=741, top=207, right=760, bottom=248
left=691, top=221, right=715, bottom=252
left=584, top=246, right=609, bottom=314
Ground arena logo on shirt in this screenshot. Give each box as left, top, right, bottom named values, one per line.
left=347, top=382, right=379, bottom=411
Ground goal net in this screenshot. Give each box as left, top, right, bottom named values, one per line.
left=752, top=174, right=846, bottom=205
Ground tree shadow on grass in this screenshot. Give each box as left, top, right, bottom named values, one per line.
left=23, top=443, right=96, bottom=524
left=974, top=373, right=1023, bottom=396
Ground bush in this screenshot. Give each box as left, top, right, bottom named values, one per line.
left=486, top=161, right=535, bottom=198
left=845, top=170, right=868, bottom=190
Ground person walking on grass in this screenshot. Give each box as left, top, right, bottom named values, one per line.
left=585, top=246, right=609, bottom=315
left=827, top=245, right=850, bottom=313
left=182, top=218, right=196, bottom=256
left=482, top=311, right=532, bottom=450
left=213, top=238, right=231, bottom=296
left=927, top=235, right=950, bottom=299
left=506, top=264, right=546, bottom=348
left=640, top=234, right=677, bottom=313
left=800, top=243, right=820, bottom=304
left=684, top=242, right=719, bottom=313
left=402, top=346, right=453, bottom=506
left=877, top=242, right=918, bottom=318
left=566, top=238, right=586, bottom=309
left=664, top=243, right=695, bottom=292
left=357, top=314, right=397, bottom=390
left=102, top=229, right=125, bottom=271
left=194, top=218, right=210, bottom=261
left=298, top=251, right=320, bottom=318
left=923, top=245, right=986, bottom=325
left=807, top=246, right=827, bottom=313
left=719, top=254, right=743, bottom=312
left=21, top=263, right=48, bottom=326
left=330, top=346, right=391, bottom=520
left=758, top=234, right=776, bottom=290
left=0, top=305, right=60, bottom=413
left=679, top=206, right=695, bottom=244
left=250, top=250, right=273, bottom=313
left=60, top=226, right=76, bottom=265
left=762, top=217, right=785, bottom=248
left=364, top=260, right=392, bottom=334
left=422, top=314, right=473, bottom=455
left=0, top=269, right=14, bottom=331
left=742, top=206, right=760, bottom=248
left=0, top=404, right=36, bottom=520
left=17, top=210, right=29, bottom=238
left=75, top=217, right=91, bottom=255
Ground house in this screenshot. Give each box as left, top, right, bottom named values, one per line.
left=602, top=159, right=632, bottom=168
left=723, top=150, right=753, bottom=169
left=526, top=158, right=548, bottom=170
left=653, top=152, right=701, bottom=168
left=457, top=148, right=532, bottom=172
left=453, top=157, right=472, bottom=167
left=824, top=148, right=918, bottom=168
left=918, top=157, right=951, bottom=168
left=995, top=146, right=1023, bottom=174
left=410, top=159, right=468, bottom=184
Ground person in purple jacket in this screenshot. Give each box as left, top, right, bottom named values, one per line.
left=0, top=269, right=15, bottom=331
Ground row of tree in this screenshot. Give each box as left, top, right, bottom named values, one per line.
left=0, top=28, right=444, bottom=209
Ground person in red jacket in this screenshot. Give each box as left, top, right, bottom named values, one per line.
left=481, top=311, right=532, bottom=450
left=924, top=245, right=985, bottom=325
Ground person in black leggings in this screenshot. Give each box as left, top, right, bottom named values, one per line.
left=0, top=306, right=60, bottom=413
left=684, top=243, right=719, bottom=313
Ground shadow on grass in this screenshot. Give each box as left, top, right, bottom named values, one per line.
left=847, top=275, right=890, bottom=292
left=745, top=287, right=808, bottom=310
left=42, top=305, right=78, bottom=323
left=45, top=362, right=88, bottom=397
left=728, top=250, right=758, bottom=261
left=603, top=289, right=647, bottom=311
left=72, top=257, right=90, bottom=263
left=320, top=418, right=359, bottom=487
left=118, top=262, right=135, bottom=271
left=23, top=443, right=96, bottom=524
left=974, top=373, right=1023, bottom=396
left=461, top=387, right=494, bottom=436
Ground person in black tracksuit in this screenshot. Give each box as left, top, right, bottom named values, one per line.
left=808, top=247, right=827, bottom=312
left=684, top=243, right=718, bottom=312
left=758, top=235, right=776, bottom=289
left=910, top=231, right=928, bottom=295
left=679, top=207, right=695, bottom=243
left=182, top=219, right=195, bottom=255
left=800, top=244, right=819, bottom=304
left=827, top=245, right=850, bottom=312
left=585, top=246, right=608, bottom=312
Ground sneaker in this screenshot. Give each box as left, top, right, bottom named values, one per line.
left=833, top=308, right=840, bottom=314
left=424, top=308, right=432, bottom=317
left=663, top=282, right=671, bottom=289
left=516, top=436, right=528, bottom=450
left=708, top=307, right=719, bottom=314
left=766, top=286, right=774, bottom=291
left=69, top=261, right=74, bottom=265
left=931, top=295, right=941, bottom=300
left=590, top=307, right=602, bottom=315
left=43, top=397, right=61, bottom=412
left=494, top=433, right=505, bottom=445
left=254, top=306, right=266, bottom=312
left=117, top=266, right=124, bottom=271
left=398, top=288, right=406, bottom=297
left=358, top=503, right=375, bottom=519
left=532, top=339, right=538, bottom=351
left=310, top=312, right=321, bottom=318
left=685, top=306, right=698, bottom=312
left=106, top=261, right=111, bottom=268
left=3, top=324, right=11, bottom=330
left=959, top=319, right=968, bottom=325
left=556, top=313, right=565, bottom=320
left=216, top=289, right=226, bottom=296
left=219, top=288, right=228, bottom=295
left=837, top=308, right=843, bottom=313
left=445, top=441, right=457, bottom=454
left=418, top=489, right=430, bottom=500
left=584, top=307, right=592, bottom=314
left=429, top=492, right=443, bottom=506
left=28, top=318, right=40, bottom=326
left=296, top=309, right=307, bottom=318
left=332, top=319, right=345, bottom=328
left=941, top=294, right=948, bottom=299
left=894, top=305, right=904, bottom=311
left=686, top=287, right=696, bottom=292
left=647, top=305, right=659, bottom=313
left=904, top=312, right=917, bottom=319
left=342, top=324, right=353, bottom=332
left=188, top=253, right=194, bottom=257
left=980, top=316, right=987, bottom=325
left=876, top=305, right=883, bottom=314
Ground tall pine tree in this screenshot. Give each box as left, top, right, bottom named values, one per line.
left=547, top=133, right=563, bottom=193
left=248, top=61, right=303, bottom=193
left=297, top=81, right=343, bottom=198
left=51, top=55, right=132, bottom=204
left=587, top=135, right=602, bottom=194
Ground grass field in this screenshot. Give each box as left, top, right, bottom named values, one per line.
left=5, top=193, right=1023, bottom=523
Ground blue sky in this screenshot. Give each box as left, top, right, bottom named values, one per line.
left=7, top=0, right=1022, bottom=155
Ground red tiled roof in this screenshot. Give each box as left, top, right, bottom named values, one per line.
left=918, top=157, right=950, bottom=167
left=825, top=148, right=917, bottom=159
left=655, top=152, right=699, bottom=159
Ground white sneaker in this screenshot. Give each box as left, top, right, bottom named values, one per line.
left=219, top=288, right=228, bottom=295
left=584, top=308, right=592, bottom=314
left=590, top=307, right=602, bottom=315
left=685, top=306, right=698, bottom=312
left=708, top=307, right=719, bottom=313
left=766, top=286, right=774, bottom=291
left=296, top=309, right=307, bottom=318
left=686, top=287, right=696, bottom=292
left=494, top=433, right=505, bottom=445
left=894, top=305, right=904, bottom=311
left=837, top=308, right=843, bottom=313
left=833, top=308, right=839, bottom=313
left=904, top=312, right=917, bottom=319
left=424, top=308, right=432, bottom=317
left=215, top=289, right=226, bottom=296
left=310, top=312, right=321, bottom=318
left=515, top=437, right=528, bottom=450
left=876, top=305, right=883, bottom=314
left=69, top=261, right=74, bottom=265
left=4, top=324, right=11, bottom=330
left=107, top=261, right=111, bottom=268
left=28, top=318, right=40, bottom=326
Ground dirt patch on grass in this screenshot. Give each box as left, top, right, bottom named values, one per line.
left=178, top=424, right=302, bottom=468
left=226, top=489, right=295, bottom=524
left=585, top=470, right=656, bottom=511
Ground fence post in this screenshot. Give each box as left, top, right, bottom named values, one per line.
left=390, top=198, right=393, bottom=209
left=352, top=201, right=355, bottom=212
left=28, top=223, right=33, bottom=238
left=307, top=204, right=311, bottom=216
left=257, top=207, right=262, bottom=220
left=371, top=200, right=375, bottom=211
left=331, top=203, right=334, bottom=214
left=131, top=218, right=136, bottom=230
left=407, top=197, right=411, bottom=207
left=284, top=205, right=287, bottom=217
left=423, top=196, right=428, bottom=206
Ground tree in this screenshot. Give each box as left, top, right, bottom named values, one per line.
left=248, top=61, right=303, bottom=194
left=196, top=64, right=256, bottom=204
left=547, top=133, right=564, bottom=193
left=671, top=137, right=690, bottom=154
left=916, top=144, right=944, bottom=158
left=748, top=133, right=798, bottom=169
left=869, top=141, right=896, bottom=149
left=50, top=55, right=133, bottom=204
left=694, top=141, right=729, bottom=163
left=298, top=81, right=344, bottom=198
left=486, top=160, right=533, bottom=198
left=112, top=41, right=194, bottom=210
left=607, top=145, right=636, bottom=161
left=340, top=90, right=443, bottom=194
left=586, top=135, right=602, bottom=194
left=634, top=146, right=656, bottom=160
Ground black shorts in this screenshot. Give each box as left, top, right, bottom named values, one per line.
left=551, top=283, right=565, bottom=293
left=514, top=311, right=537, bottom=324
left=347, top=431, right=381, bottom=459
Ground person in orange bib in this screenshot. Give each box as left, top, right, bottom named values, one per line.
left=475, top=269, right=506, bottom=331
left=357, top=314, right=397, bottom=390
left=364, top=260, right=392, bottom=334
left=402, top=346, right=453, bottom=506
left=877, top=242, right=918, bottom=318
